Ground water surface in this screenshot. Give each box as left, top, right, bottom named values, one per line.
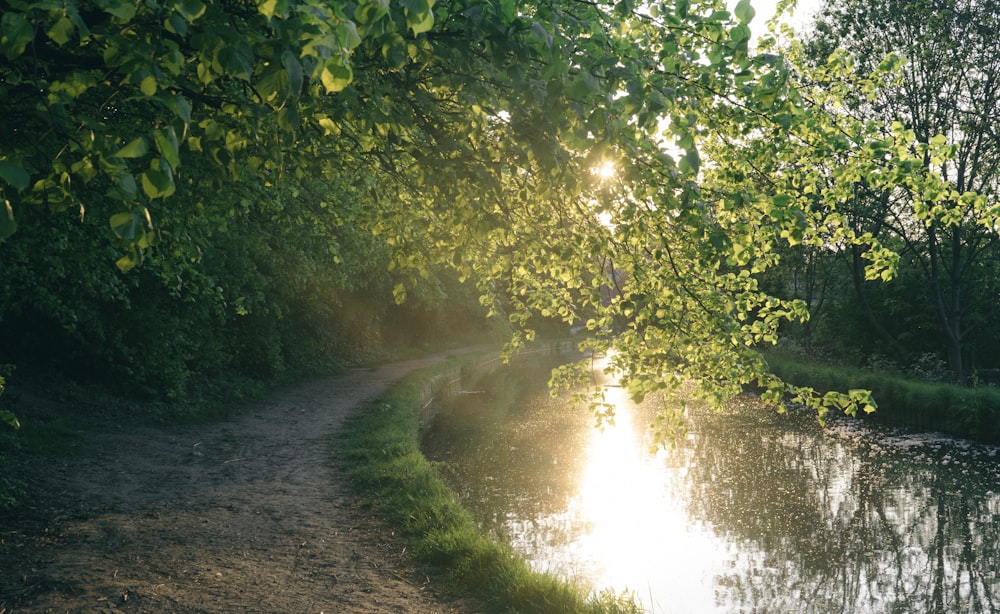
left=422, top=358, right=1000, bottom=613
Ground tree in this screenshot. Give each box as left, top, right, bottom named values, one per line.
left=803, top=0, right=1000, bottom=381
left=2, top=0, right=987, bottom=427
left=0, top=0, right=495, bottom=398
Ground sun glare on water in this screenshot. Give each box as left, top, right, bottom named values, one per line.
left=567, top=355, right=729, bottom=612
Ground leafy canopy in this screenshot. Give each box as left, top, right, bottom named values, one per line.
left=2, top=0, right=990, bottom=428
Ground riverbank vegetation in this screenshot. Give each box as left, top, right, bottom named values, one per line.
left=766, top=347, right=1000, bottom=443
left=337, top=356, right=641, bottom=613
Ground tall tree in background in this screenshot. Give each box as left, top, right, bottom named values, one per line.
left=804, top=0, right=1000, bottom=380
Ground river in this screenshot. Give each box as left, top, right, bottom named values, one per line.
left=421, top=356, right=1000, bottom=613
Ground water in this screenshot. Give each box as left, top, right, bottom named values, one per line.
left=421, top=357, right=1000, bottom=613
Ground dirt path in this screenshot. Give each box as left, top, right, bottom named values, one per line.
left=1, top=353, right=483, bottom=613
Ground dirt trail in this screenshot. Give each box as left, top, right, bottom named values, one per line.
left=1, top=353, right=483, bottom=613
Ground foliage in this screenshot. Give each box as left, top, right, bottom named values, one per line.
left=0, top=460, right=26, bottom=510
left=338, top=358, right=641, bottom=613
left=798, top=0, right=1000, bottom=381
left=0, top=0, right=503, bottom=408
left=0, top=370, right=21, bottom=507
left=2, top=0, right=996, bottom=431
left=767, top=351, right=1000, bottom=443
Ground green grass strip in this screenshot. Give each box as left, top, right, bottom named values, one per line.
left=767, top=352, right=1000, bottom=443
left=335, top=357, right=642, bottom=614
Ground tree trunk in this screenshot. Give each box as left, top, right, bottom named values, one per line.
left=847, top=246, right=909, bottom=363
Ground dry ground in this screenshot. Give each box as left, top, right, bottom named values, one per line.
left=0, top=353, right=483, bottom=613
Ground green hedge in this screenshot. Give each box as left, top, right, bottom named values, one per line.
left=767, top=354, right=1000, bottom=443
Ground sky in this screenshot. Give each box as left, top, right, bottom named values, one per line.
left=738, top=0, right=823, bottom=37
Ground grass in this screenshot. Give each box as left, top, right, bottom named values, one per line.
left=766, top=351, right=1000, bottom=443
left=335, top=357, right=643, bottom=614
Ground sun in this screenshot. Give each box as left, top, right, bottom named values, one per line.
left=592, top=161, right=617, bottom=181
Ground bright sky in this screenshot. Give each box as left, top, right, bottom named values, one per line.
left=738, top=0, right=823, bottom=37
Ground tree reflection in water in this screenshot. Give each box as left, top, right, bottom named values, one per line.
left=422, top=360, right=1000, bottom=613
left=687, top=397, right=1000, bottom=613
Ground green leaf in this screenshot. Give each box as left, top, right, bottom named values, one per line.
left=141, top=161, right=175, bottom=199
left=259, top=0, right=279, bottom=18
left=566, top=71, right=599, bottom=99
left=115, top=250, right=141, bottom=272
left=681, top=147, right=700, bottom=175
left=406, top=6, right=435, bottom=35
left=731, top=23, right=751, bottom=43
left=46, top=16, right=74, bottom=45
left=66, top=3, right=91, bottom=41
left=355, top=0, right=389, bottom=25
left=0, top=160, right=29, bottom=191
left=282, top=51, right=303, bottom=98
left=159, top=46, right=186, bottom=76
left=140, top=74, right=158, bottom=96
left=734, top=0, right=756, bottom=24
left=929, top=134, right=949, bottom=147
left=109, top=211, right=145, bottom=241
left=320, top=61, right=353, bottom=93
left=613, top=0, right=634, bottom=17
left=162, top=94, right=192, bottom=124
left=316, top=116, right=340, bottom=135
left=165, top=14, right=188, bottom=35
left=154, top=126, right=182, bottom=169
left=707, top=44, right=724, bottom=66
left=0, top=199, right=16, bottom=241
left=95, top=0, right=137, bottom=21
left=217, top=42, right=255, bottom=80
left=772, top=194, right=792, bottom=208
left=117, top=172, right=138, bottom=199
left=381, top=32, right=408, bottom=68
left=111, top=137, right=149, bottom=159
left=0, top=408, right=19, bottom=431
left=338, top=21, right=362, bottom=50
left=175, top=0, right=207, bottom=22
left=393, top=283, right=407, bottom=304
left=257, top=66, right=287, bottom=103
left=530, top=21, right=553, bottom=49
left=277, top=106, right=300, bottom=131
left=499, top=0, right=517, bottom=22
left=1, top=12, right=34, bottom=60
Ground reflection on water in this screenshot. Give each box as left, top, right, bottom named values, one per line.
left=422, top=357, right=1000, bottom=613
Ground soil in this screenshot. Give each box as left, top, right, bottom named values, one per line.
left=0, top=352, right=485, bottom=613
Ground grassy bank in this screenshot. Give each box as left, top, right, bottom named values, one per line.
left=767, top=352, right=1000, bottom=443
left=335, top=357, right=641, bottom=614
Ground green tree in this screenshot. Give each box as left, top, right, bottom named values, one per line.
left=803, top=0, right=1000, bottom=381
left=2, top=0, right=990, bottom=428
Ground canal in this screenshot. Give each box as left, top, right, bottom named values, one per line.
left=421, top=355, right=1000, bottom=613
